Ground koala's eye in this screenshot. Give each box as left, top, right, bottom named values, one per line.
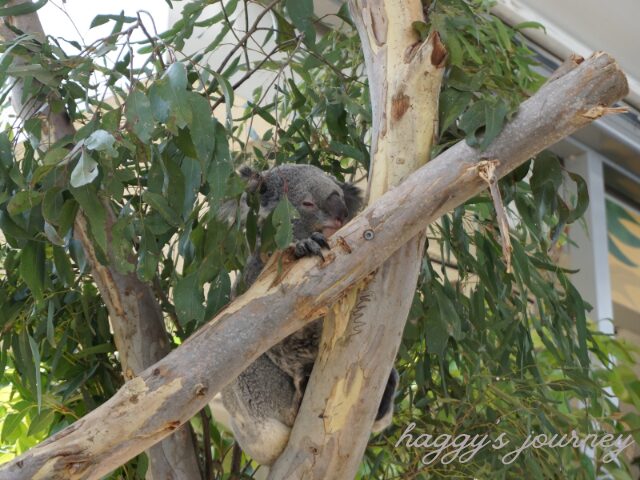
left=302, top=200, right=316, bottom=208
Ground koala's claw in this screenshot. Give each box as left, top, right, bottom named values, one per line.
left=310, top=232, right=330, bottom=249
left=294, top=232, right=330, bottom=260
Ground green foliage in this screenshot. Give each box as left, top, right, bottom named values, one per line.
left=0, top=0, right=637, bottom=478
left=0, top=245, right=126, bottom=466
left=272, top=196, right=300, bottom=249
left=0, top=0, right=47, bottom=17
left=428, top=0, right=545, bottom=154
left=285, top=0, right=316, bottom=48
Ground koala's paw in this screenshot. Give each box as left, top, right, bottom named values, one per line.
left=294, top=232, right=330, bottom=260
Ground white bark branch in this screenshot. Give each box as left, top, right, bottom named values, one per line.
left=0, top=49, right=628, bottom=479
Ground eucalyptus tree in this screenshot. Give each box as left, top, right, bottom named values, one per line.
left=0, top=1, right=637, bottom=479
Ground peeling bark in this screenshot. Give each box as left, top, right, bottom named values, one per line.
left=0, top=49, right=628, bottom=480
left=0, top=3, right=201, bottom=479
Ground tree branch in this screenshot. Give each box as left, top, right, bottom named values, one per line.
left=0, top=49, right=628, bottom=480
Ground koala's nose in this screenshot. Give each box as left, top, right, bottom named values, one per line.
left=335, top=206, right=348, bottom=224
left=327, top=194, right=349, bottom=224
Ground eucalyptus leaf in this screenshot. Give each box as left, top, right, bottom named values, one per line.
left=43, top=221, right=64, bottom=246
left=70, top=150, right=99, bottom=188
left=27, top=335, right=42, bottom=413
left=481, top=99, right=509, bottom=149
left=185, top=92, right=216, bottom=164
left=0, top=0, right=47, bottom=17
left=439, top=88, right=472, bottom=134
left=52, top=245, right=74, bottom=287
left=125, top=90, right=155, bottom=143
left=1, top=412, right=27, bottom=443
left=272, top=196, right=299, bottom=249
left=285, top=0, right=315, bottom=47
left=211, top=71, right=234, bottom=131
left=142, top=192, right=180, bottom=227
left=42, top=147, right=69, bottom=166
left=149, top=62, right=191, bottom=129
left=205, top=272, right=231, bottom=320
left=90, top=13, right=137, bottom=29
left=85, top=130, right=117, bottom=157
left=70, top=186, right=108, bottom=255
left=27, top=409, right=55, bottom=437
left=19, top=241, right=45, bottom=303
left=424, top=309, right=449, bottom=357
left=174, top=272, right=205, bottom=326
left=7, top=190, right=42, bottom=216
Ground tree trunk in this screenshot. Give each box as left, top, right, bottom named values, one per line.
left=0, top=49, right=628, bottom=480
left=268, top=1, right=446, bottom=477
left=0, top=4, right=202, bottom=479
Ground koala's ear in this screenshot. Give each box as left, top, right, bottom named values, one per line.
left=340, top=182, right=363, bottom=218
left=240, top=166, right=266, bottom=194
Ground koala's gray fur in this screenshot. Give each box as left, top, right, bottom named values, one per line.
left=221, top=164, right=398, bottom=465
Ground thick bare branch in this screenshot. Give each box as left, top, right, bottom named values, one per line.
left=0, top=3, right=201, bottom=478
left=0, top=50, right=628, bottom=480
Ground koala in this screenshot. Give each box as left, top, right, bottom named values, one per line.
left=220, top=164, right=398, bottom=465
